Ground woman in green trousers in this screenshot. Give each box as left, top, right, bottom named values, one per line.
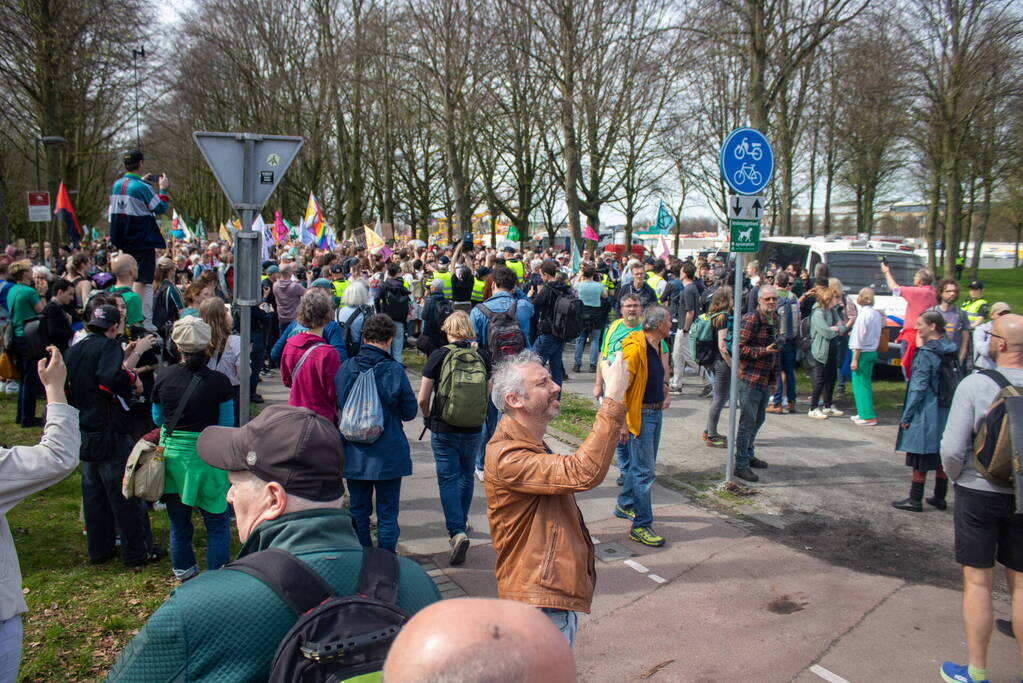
left=849, top=287, right=883, bottom=426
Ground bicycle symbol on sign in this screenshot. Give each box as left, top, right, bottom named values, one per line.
left=733, top=163, right=763, bottom=187
left=733, top=137, right=763, bottom=161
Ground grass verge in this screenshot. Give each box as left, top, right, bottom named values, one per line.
left=0, top=393, right=221, bottom=682
left=551, top=394, right=599, bottom=441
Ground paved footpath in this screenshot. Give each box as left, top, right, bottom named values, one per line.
left=258, top=365, right=1022, bottom=683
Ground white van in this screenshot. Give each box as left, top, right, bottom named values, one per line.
left=758, top=236, right=927, bottom=366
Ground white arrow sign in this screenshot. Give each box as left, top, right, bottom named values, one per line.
left=728, top=194, right=764, bottom=221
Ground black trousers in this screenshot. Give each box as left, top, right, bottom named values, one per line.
left=810, top=340, right=838, bottom=408
left=80, top=432, right=153, bottom=564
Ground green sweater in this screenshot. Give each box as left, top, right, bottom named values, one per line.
left=810, top=304, right=840, bottom=364
left=106, top=509, right=441, bottom=682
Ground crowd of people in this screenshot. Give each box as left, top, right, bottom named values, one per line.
left=0, top=151, right=1021, bottom=681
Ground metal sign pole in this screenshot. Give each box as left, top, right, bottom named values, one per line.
left=192, top=131, right=304, bottom=426
left=725, top=252, right=742, bottom=482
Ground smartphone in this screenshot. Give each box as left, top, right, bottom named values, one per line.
left=879, top=256, right=888, bottom=266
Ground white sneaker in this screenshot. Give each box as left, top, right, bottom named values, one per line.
left=849, top=415, right=860, bottom=421
left=449, top=532, right=470, bottom=565
left=2, top=381, right=18, bottom=394
left=852, top=417, right=878, bottom=426
left=807, top=408, right=828, bottom=419
left=475, top=468, right=484, bottom=482
left=823, top=407, right=844, bottom=417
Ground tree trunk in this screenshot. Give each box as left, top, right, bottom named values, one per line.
left=942, top=146, right=961, bottom=277
left=823, top=163, right=834, bottom=234
left=961, top=176, right=976, bottom=264
left=970, top=179, right=992, bottom=279
left=925, top=167, right=941, bottom=271
left=442, top=103, right=472, bottom=239
left=558, top=7, right=582, bottom=249
left=807, top=124, right=818, bottom=235
left=745, top=0, right=769, bottom=133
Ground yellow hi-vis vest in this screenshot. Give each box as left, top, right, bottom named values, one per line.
left=433, top=271, right=453, bottom=298
left=471, top=278, right=486, bottom=303
left=506, top=259, right=524, bottom=281
left=646, top=272, right=664, bottom=302
left=332, top=280, right=349, bottom=299
left=963, top=297, right=989, bottom=328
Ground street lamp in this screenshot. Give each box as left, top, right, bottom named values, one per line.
left=34, top=136, right=67, bottom=190
left=132, top=47, right=145, bottom=149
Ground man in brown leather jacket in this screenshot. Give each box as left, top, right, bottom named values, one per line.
left=484, top=348, right=629, bottom=646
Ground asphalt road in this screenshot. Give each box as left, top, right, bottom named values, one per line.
left=555, top=356, right=961, bottom=588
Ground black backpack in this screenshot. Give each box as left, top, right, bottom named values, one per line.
left=337, top=305, right=373, bottom=358
left=152, top=281, right=180, bottom=339
left=479, top=300, right=527, bottom=358
left=380, top=280, right=411, bottom=323
left=227, top=547, right=409, bottom=683
left=923, top=347, right=966, bottom=408
left=21, top=316, right=49, bottom=362
left=551, top=291, right=584, bottom=342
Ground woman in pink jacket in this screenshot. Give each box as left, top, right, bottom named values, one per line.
left=281, top=289, right=340, bottom=423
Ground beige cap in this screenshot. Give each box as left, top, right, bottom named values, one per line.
left=172, top=316, right=211, bottom=353
left=991, top=301, right=1012, bottom=317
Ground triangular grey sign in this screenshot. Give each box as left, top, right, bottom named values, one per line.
left=192, top=132, right=303, bottom=210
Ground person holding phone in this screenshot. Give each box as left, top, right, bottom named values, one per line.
left=733, top=285, right=780, bottom=482
left=0, top=349, right=80, bottom=681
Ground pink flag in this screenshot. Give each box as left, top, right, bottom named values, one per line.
left=658, top=234, right=671, bottom=261
left=273, top=211, right=288, bottom=244
left=584, top=224, right=599, bottom=241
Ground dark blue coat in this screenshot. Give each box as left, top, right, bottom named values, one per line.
left=335, top=344, right=417, bottom=480
left=896, top=337, right=957, bottom=454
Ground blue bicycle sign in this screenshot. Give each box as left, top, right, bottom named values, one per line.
left=720, top=127, right=773, bottom=195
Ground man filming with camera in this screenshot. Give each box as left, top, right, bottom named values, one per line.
left=108, top=149, right=170, bottom=330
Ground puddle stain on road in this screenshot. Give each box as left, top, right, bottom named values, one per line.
left=766, top=594, right=809, bottom=614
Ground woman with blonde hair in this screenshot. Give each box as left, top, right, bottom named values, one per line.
left=829, top=277, right=856, bottom=398
left=199, top=297, right=242, bottom=424
left=416, top=310, right=492, bottom=566
left=807, top=286, right=843, bottom=419
left=849, top=287, right=882, bottom=426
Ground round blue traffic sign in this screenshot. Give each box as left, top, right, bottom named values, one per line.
left=719, top=127, right=773, bottom=195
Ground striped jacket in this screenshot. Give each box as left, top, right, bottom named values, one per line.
left=108, top=173, right=169, bottom=251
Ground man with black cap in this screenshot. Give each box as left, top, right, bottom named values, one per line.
left=65, top=304, right=160, bottom=567
left=108, top=150, right=170, bottom=329
left=106, top=404, right=441, bottom=681
left=502, top=245, right=524, bottom=282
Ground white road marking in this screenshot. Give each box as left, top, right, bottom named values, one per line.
left=648, top=574, right=667, bottom=584
left=624, top=559, right=649, bottom=573
left=810, top=664, right=850, bottom=683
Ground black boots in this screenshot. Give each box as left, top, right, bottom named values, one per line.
left=926, top=477, right=949, bottom=510
left=892, top=481, right=924, bottom=512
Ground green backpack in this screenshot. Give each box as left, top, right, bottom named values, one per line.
left=435, top=345, right=488, bottom=428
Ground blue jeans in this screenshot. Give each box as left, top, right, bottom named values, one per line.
left=0, top=615, right=21, bottom=683
left=736, top=381, right=769, bottom=469
left=772, top=344, right=797, bottom=405
left=541, top=608, right=579, bottom=647
left=348, top=478, right=402, bottom=551
left=476, top=400, right=500, bottom=471
left=163, top=493, right=231, bottom=581
left=574, top=326, right=603, bottom=367
left=534, top=334, right=565, bottom=388
left=431, top=431, right=481, bottom=537
left=615, top=441, right=630, bottom=477
left=616, top=409, right=663, bottom=529
left=390, top=321, right=405, bottom=362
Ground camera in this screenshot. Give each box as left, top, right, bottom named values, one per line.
left=143, top=173, right=160, bottom=184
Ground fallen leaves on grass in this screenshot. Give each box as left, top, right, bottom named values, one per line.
left=720, top=480, right=757, bottom=497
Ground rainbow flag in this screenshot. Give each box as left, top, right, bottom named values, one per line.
left=301, top=193, right=330, bottom=248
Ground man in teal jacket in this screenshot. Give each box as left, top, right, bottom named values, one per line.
left=106, top=405, right=440, bottom=682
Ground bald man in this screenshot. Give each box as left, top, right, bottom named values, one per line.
left=382, top=598, right=575, bottom=683
left=939, top=313, right=1023, bottom=683
left=109, top=254, right=145, bottom=327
